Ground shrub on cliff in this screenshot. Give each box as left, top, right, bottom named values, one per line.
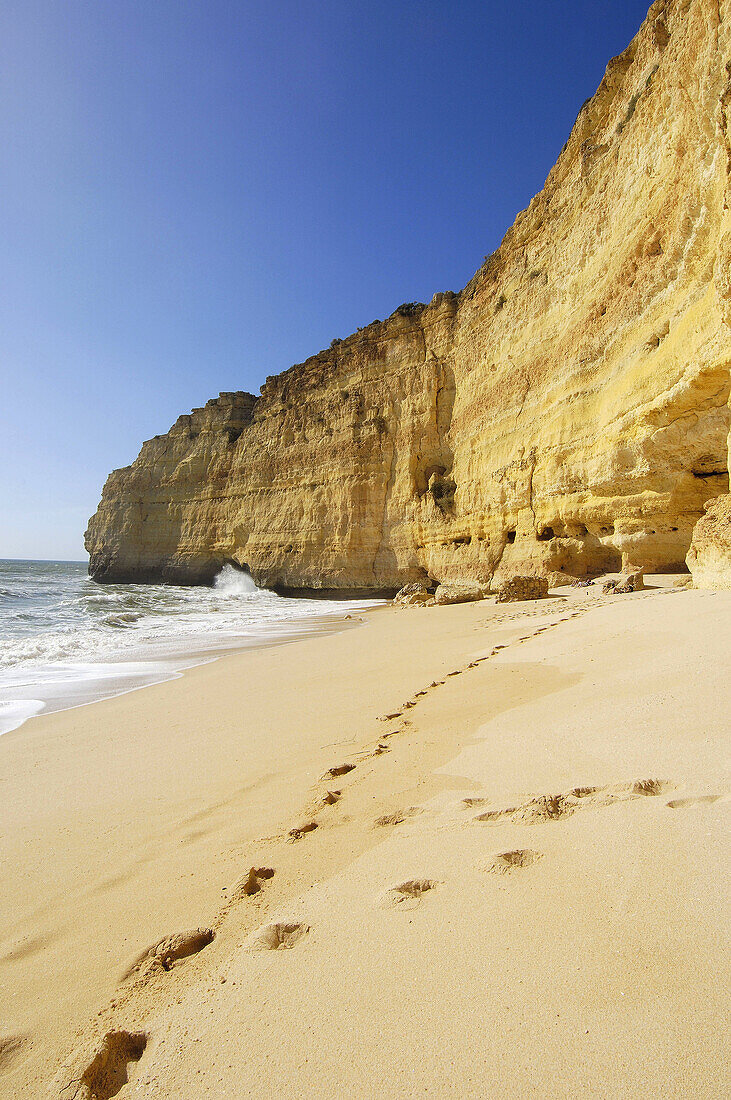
left=394, top=302, right=425, bottom=318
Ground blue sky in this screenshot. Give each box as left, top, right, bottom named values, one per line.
left=0, top=0, right=652, bottom=561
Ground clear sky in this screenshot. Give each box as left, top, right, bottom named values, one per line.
left=0, top=0, right=652, bottom=562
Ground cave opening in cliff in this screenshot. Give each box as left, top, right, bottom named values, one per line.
left=430, top=478, right=456, bottom=513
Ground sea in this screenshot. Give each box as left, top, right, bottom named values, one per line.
left=0, top=559, right=379, bottom=736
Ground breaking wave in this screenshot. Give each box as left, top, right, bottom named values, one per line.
left=213, top=563, right=260, bottom=596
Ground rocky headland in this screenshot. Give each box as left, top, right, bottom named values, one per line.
left=86, top=0, right=731, bottom=591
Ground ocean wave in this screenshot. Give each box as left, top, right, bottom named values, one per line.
left=213, top=563, right=261, bottom=596
left=105, top=613, right=143, bottom=627
left=82, top=591, right=131, bottom=605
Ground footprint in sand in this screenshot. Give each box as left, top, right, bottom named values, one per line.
left=380, top=712, right=402, bottom=721
left=485, top=849, right=543, bottom=874
left=288, top=821, right=318, bottom=841
left=374, top=807, right=422, bottom=827
left=384, top=879, right=438, bottom=909
left=121, top=928, right=214, bottom=980
left=321, top=763, right=355, bottom=780
left=321, top=790, right=341, bottom=806
left=252, top=922, right=309, bottom=950
left=474, top=779, right=671, bottom=826
left=61, top=1030, right=148, bottom=1100
left=241, top=867, right=275, bottom=896
left=666, top=795, right=722, bottom=809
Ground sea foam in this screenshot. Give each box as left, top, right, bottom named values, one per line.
left=0, top=558, right=379, bottom=735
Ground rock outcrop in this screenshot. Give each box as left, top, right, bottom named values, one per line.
left=86, top=0, right=731, bottom=593
left=602, top=572, right=646, bottom=594
left=394, top=582, right=433, bottom=606
left=687, top=230, right=731, bottom=589
left=433, top=583, right=485, bottom=605
left=496, top=577, right=550, bottom=603
left=687, top=495, right=731, bottom=587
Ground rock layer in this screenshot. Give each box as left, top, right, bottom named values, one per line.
left=86, top=0, right=731, bottom=592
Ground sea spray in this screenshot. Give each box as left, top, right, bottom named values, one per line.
left=213, top=563, right=260, bottom=596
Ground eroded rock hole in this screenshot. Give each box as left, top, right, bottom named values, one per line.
left=691, top=455, right=726, bottom=480
left=430, top=476, right=456, bottom=513
left=423, top=464, right=446, bottom=486
left=692, top=468, right=726, bottom=479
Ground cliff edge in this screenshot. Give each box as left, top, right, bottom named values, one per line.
left=86, top=0, right=731, bottom=591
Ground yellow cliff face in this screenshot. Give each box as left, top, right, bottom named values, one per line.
left=86, top=0, right=731, bottom=592
left=687, top=185, right=731, bottom=586
left=687, top=494, right=731, bottom=587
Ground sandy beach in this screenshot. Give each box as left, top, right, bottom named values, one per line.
left=3, top=0, right=730, bottom=1096
left=1, top=580, right=729, bottom=1098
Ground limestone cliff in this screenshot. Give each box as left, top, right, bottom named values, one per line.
left=86, top=0, right=731, bottom=592
left=687, top=175, right=731, bottom=586
left=687, top=493, right=731, bottom=586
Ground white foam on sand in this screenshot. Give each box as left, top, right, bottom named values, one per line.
left=0, top=563, right=383, bottom=736
left=0, top=698, right=45, bottom=736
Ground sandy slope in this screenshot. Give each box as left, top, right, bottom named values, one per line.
left=1, top=582, right=729, bottom=1098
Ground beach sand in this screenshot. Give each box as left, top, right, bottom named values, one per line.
left=1, top=581, right=728, bottom=1097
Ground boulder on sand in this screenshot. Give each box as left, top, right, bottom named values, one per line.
left=603, top=571, right=645, bottom=594
left=393, top=582, right=433, bottom=606
left=496, top=576, right=549, bottom=603
left=433, top=583, right=485, bottom=605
